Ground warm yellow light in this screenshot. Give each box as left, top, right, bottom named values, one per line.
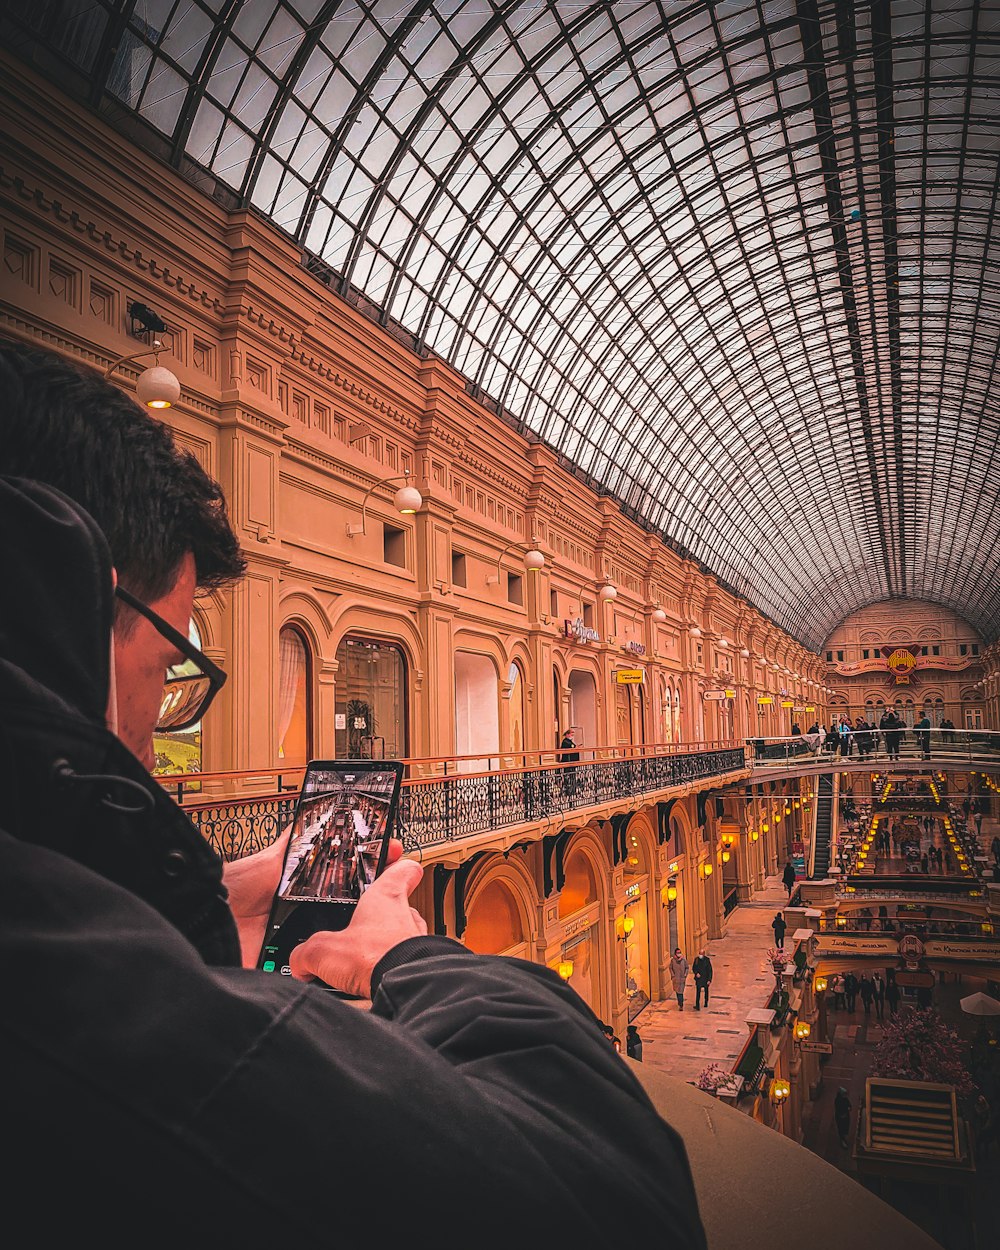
left=557, top=960, right=574, bottom=980
left=751, top=830, right=759, bottom=842
left=702, top=862, right=714, bottom=878
left=623, top=916, right=635, bottom=936
left=762, top=822, right=769, bottom=832
left=666, top=885, right=678, bottom=903
left=722, top=849, right=731, bottom=863
left=836, top=915, right=847, bottom=928
left=814, top=975, right=828, bottom=994
left=794, top=1020, right=811, bottom=1041
left=771, top=1078, right=790, bottom=1103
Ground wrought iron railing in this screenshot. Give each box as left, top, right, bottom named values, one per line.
left=399, top=747, right=747, bottom=850
left=186, top=745, right=748, bottom=859
left=749, top=728, right=1000, bottom=769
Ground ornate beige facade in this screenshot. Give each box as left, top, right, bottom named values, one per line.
left=823, top=600, right=986, bottom=727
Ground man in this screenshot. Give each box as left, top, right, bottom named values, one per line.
left=915, top=712, right=932, bottom=760
left=559, top=726, right=580, bottom=798
left=782, top=859, right=796, bottom=897
left=0, top=339, right=707, bottom=1246
left=692, top=950, right=713, bottom=1011
left=771, top=911, right=787, bottom=949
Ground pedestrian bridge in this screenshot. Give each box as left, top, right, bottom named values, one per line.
left=749, top=729, right=1000, bottom=782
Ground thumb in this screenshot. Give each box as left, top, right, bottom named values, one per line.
left=368, top=857, right=423, bottom=900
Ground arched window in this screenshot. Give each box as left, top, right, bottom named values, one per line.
left=335, top=636, right=408, bottom=758
left=507, top=661, right=525, bottom=754
left=153, top=617, right=205, bottom=778
left=278, top=626, right=312, bottom=766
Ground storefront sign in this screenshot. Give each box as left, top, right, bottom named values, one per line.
left=925, top=939, right=1000, bottom=961
left=898, top=933, right=924, bottom=967
left=817, top=935, right=898, bottom=956
left=725, top=689, right=737, bottom=698
left=623, top=640, right=646, bottom=656
left=616, top=669, right=644, bottom=684
left=894, top=970, right=935, bottom=988
left=886, top=647, right=916, bottom=685
left=564, top=617, right=600, bottom=644
left=799, top=1041, right=833, bottom=1054
left=704, top=690, right=729, bottom=700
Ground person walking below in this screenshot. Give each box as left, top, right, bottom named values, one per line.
left=834, top=1087, right=852, bottom=1149
left=782, top=860, right=796, bottom=897
left=669, top=947, right=690, bottom=1010
left=830, top=972, right=846, bottom=1011
left=885, top=972, right=901, bottom=1016
left=871, top=972, right=886, bottom=1021
left=859, top=974, right=874, bottom=1019
left=771, top=911, right=787, bottom=949
left=692, top=950, right=713, bottom=1010
left=625, top=1024, right=643, bottom=1061
left=844, top=971, right=859, bottom=1013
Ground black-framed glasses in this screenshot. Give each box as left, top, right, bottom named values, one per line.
left=114, top=585, right=227, bottom=731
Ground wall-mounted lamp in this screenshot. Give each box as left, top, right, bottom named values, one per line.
left=793, top=1019, right=811, bottom=1042
left=770, top=1077, right=790, bottom=1104
left=651, top=603, right=667, bottom=623
left=813, top=975, right=828, bottom=994
left=689, top=625, right=703, bottom=637
left=740, top=647, right=750, bottom=658
left=346, top=473, right=422, bottom=537
left=718, top=637, right=729, bottom=649
left=104, top=338, right=180, bottom=409
left=488, top=537, right=546, bottom=584
left=721, top=849, right=731, bottom=863
left=722, top=832, right=735, bottom=847
left=662, top=881, right=678, bottom=904
left=599, top=578, right=617, bottom=601
left=557, top=960, right=574, bottom=980
left=751, top=829, right=759, bottom=842
left=616, top=915, right=635, bottom=940
left=700, top=862, right=714, bottom=879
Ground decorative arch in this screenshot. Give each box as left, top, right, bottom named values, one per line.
left=558, top=827, right=611, bottom=919
left=278, top=588, right=335, bottom=654
left=463, top=857, right=537, bottom=957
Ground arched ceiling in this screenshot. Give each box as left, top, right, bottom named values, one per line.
left=5, top=0, right=999, bottom=650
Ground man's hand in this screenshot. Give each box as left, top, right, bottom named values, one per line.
left=224, top=834, right=405, bottom=968
left=288, top=857, right=426, bottom=998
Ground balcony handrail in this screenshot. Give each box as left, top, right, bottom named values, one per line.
left=157, top=738, right=746, bottom=803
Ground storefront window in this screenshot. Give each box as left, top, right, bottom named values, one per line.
left=335, top=637, right=407, bottom=759
left=152, top=617, right=204, bottom=780
left=277, top=626, right=311, bottom=766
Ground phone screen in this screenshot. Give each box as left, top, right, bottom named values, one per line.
left=257, top=759, right=403, bottom=977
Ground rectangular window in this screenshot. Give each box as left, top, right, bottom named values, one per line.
left=932, top=645, right=940, bottom=656
left=862, top=649, right=869, bottom=659
left=921, top=646, right=928, bottom=656
left=383, top=524, right=406, bottom=568
left=972, top=644, right=980, bottom=655
left=550, top=588, right=558, bottom=616
left=507, top=572, right=523, bottom=606
left=583, top=602, right=594, bottom=629
left=451, top=550, right=467, bottom=587
left=826, top=651, right=833, bottom=661
left=837, top=650, right=844, bottom=661
left=960, top=644, right=968, bottom=656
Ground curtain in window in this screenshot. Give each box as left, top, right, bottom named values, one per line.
left=277, top=628, right=306, bottom=753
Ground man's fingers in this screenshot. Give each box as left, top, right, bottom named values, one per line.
left=385, top=838, right=404, bottom=865
left=371, top=857, right=423, bottom=899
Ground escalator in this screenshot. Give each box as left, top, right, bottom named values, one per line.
left=811, top=773, right=835, bottom=878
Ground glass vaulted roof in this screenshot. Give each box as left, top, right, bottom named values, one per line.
left=5, top=0, right=999, bottom=649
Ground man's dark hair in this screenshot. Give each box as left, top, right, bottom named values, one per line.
left=0, top=336, right=245, bottom=608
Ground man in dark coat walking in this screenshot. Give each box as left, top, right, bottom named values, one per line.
left=692, top=950, right=713, bottom=1010
left=782, top=860, right=796, bottom=896
left=771, top=911, right=787, bottom=949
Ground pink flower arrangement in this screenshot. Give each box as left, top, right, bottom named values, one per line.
left=766, top=947, right=790, bottom=968
left=696, top=1062, right=732, bottom=1092
left=871, top=1007, right=975, bottom=1097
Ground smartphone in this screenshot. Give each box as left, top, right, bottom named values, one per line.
left=256, top=759, right=404, bottom=978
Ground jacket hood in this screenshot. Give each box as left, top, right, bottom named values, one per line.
left=0, top=476, right=111, bottom=723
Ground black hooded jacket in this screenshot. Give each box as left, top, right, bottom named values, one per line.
left=0, top=477, right=706, bottom=1249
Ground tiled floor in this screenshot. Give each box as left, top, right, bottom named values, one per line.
left=638, top=872, right=790, bottom=1084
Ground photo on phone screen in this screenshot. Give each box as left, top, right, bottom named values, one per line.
left=257, top=760, right=403, bottom=977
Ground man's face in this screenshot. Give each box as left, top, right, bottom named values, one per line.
left=111, top=553, right=197, bottom=767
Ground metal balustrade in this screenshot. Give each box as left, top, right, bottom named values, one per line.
left=749, top=728, right=1000, bottom=770
left=182, top=744, right=748, bottom=860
